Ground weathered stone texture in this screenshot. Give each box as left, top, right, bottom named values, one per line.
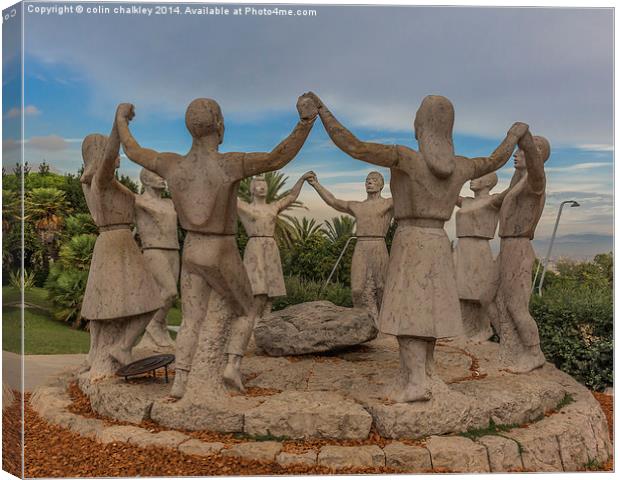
left=426, top=436, right=490, bottom=473
left=255, top=301, right=377, bottom=356
left=317, top=445, right=385, bottom=469
left=244, top=391, right=372, bottom=440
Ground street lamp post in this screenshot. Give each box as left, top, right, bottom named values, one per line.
left=537, top=200, right=580, bottom=296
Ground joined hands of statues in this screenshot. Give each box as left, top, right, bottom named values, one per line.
left=303, top=91, right=324, bottom=110
left=301, top=171, right=316, bottom=184
left=508, top=122, right=529, bottom=139
left=116, top=103, right=136, bottom=123
left=297, top=93, right=319, bottom=122
left=305, top=171, right=319, bottom=187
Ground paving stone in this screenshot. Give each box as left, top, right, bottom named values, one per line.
left=129, top=430, right=190, bottom=449
left=96, top=425, right=149, bottom=444
left=369, top=383, right=477, bottom=439
left=478, top=435, right=523, bottom=472
left=150, top=396, right=251, bottom=432
left=244, top=391, right=372, bottom=440
left=426, top=436, right=490, bottom=473
left=543, top=409, right=604, bottom=471
left=276, top=451, right=318, bottom=467
left=67, top=416, right=105, bottom=439
left=507, top=427, right=563, bottom=472
left=221, top=441, right=282, bottom=462
left=86, top=381, right=155, bottom=424
left=178, top=439, right=225, bottom=456
left=383, top=442, right=432, bottom=471
left=29, top=386, right=71, bottom=418
left=317, top=445, right=385, bottom=469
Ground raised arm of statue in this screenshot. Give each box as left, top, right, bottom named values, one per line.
left=467, top=122, right=529, bottom=179
left=237, top=198, right=250, bottom=212
left=274, top=172, right=312, bottom=212
left=307, top=172, right=352, bottom=215
left=490, top=187, right=510, bottom=209
left=116, top=103, right=179, bottom=177
left=243, top=95, right=317, bottom=177
left=307, top=92, right=399, bottom=169
left=456, top=195, right=465, bottom=208
left=94, top=119, right=122, bottom=186
left=519, top=131, right=546, bottom=195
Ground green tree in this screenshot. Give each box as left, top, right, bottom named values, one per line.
left=63, top=213, right=97, bottom=239
left=324, top=215, right=355, bottom=244
left=287, top=217, right=324, bottom=243
left=2, top=189, right=22, bottom=276
left=116, top=173, right=139, bottom=193
left=38, top=161, right=51, bottom=175
left=45, top=234, right=97, bottom=328
left=531, top=254, right=613, bottom=390
left=25, top=187, right=71, bottom=253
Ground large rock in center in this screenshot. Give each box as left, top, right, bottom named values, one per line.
left=254, top=301, right=378, bottom=356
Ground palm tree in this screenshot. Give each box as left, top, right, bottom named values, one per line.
left=25, top=187, right=71, bottom=260
left=63, top=213, right=97, bottom=239
left=2, top=189, right=20, bottom=234
left=287, top=217, right=325, bottom=243
left=324, top=215, right=356, bottom=244
left=2, top=189, right=21, bottom=269
left=45, top=234, right=96, bottom=328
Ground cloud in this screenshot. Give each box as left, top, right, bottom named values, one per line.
left=27, top=135, right=70, bottom=151
left=4, top=105, right=41, bottom=119
left=24, top=7, right=612, bottom=147
left=2, top=138, right=22, bottom=153
left=545, top=162, right=611, bottom=173
left=576, top=144, right=614, bottom=152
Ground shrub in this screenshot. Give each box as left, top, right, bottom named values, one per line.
left=45, top=234, right=96, bottom=328
left=45, top=266, right=90, bottom=329
left=532, top=255, right=613, bottom=391
left=272, top=276, right=352, bottom=311
left=63, top=214, right=97, bottom=238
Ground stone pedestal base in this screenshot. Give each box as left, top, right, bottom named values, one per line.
left=33, top=337, right=612, bottom=473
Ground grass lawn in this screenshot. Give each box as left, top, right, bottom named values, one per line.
left=2, top=286, right=181, bottom=355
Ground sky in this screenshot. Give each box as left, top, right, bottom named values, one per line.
left=2, top=4, right=614, bottom=259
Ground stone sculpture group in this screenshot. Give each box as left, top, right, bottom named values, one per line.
left=79, top=93, right=549, bottom=405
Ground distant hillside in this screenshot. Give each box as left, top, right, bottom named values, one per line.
left=532, top=233, right=613, bottom=260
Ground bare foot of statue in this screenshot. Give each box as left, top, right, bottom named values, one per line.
left=223, top=355, right=246, bottom=393
left=109, top=345, right=133, bottom=367
left=388, top=381, right=432, bottom=403
left=144, top=322, right=175, bottom=348
left=505, top=345, right=546, bottom=374
left=170, top=369, right=188, bottom=399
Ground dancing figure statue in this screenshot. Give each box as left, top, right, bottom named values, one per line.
left=307, top=92, right=527, bottom=402
left=232, top=172, right=313, bottom=357
left=307, top=171, right=393, bottom=320
left=134, top=168, right=180, bottom=350
left=485, top=132, right=550, bottom=372
left=454, top=172, right=501, bottom=341
left=80, top=119, right=162, bottom=380
left=116, top=95, right=317, bottom=399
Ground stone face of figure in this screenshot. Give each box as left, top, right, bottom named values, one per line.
left=80, top=124, right=162, bottom=381
left=116, top=95, right=317, bottom=400
left=230, top=173, right=312, bottom=359
left=307, top=171, right=393, bottom=320
left=489, top=133, right=550, bottom=373
left=134, top=168, right=180, bottom=350
left=307, top=91, right=528, bottom=403
left=454, top=172, right=502, bottom=341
